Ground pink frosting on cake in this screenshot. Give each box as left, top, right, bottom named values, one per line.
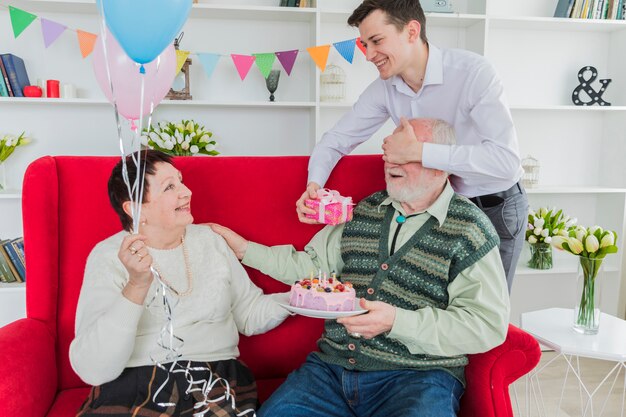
left=289, top=278, right=355, bottom=311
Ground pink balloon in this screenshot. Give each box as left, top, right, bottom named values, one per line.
left=92, top=29, right=176, bottom=121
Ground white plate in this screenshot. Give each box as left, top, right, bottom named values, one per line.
left=279, top=303, right=368, bottom=319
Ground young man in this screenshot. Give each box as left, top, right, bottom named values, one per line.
left=296, top=0, right=527, bottom=292
left=212, top=118, right=510, bottom=417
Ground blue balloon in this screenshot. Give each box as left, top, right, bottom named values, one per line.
left=97, top=0, right=192, bottom=65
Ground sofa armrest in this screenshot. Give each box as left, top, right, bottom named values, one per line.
left=459, top=324, right=541, bottom=417
left=0, top=318, right=58, bottom=417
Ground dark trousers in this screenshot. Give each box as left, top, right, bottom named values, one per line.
left=471, top=185, right=529, bottom=292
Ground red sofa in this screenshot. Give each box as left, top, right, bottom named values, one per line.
left=0, top=155, right=540, bottom=417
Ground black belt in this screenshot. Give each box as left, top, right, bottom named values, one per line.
left=470, top=182, right=523, bottom=208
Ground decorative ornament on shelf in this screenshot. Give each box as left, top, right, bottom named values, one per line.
left=0, top=132, right=31, bottom=191
left=141, top=120, right=218, bottom=156
left=521, top=155, right=540, bottom=189
left=166, top=32, right=192, bottom=101
left=320, top=64, right=346, bottom=102
left=526, top=207, right=577, bottom=270
left=571, top=66, right=611, bottom=106
left=265, top=69, right=281, bottom=102
left=552, top=225, right=618, bottom=334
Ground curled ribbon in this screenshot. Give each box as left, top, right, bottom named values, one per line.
left=316, top=188, right=353, bottom=224
left=146, top=269, right=255, bottom=416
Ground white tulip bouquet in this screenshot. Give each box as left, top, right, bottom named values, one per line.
left=0, top=132, right=30, bottom=163
left=526, top=207, right=576, bottom=269
left=141, top=120, right=219, bottom=156
left=0, top=132, right=31, bottom=191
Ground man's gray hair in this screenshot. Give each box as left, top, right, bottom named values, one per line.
left=431, top=119, right=456, bottom=146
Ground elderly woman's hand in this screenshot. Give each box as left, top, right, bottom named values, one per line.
left=206, top=223, right=249, bottom=260
left=119, top=234, right=153, bottom=305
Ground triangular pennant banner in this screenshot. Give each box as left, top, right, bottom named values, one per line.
left=197, top=53, right=221, bottom=79
left=275, top=50, right=298, bottom=76
left=307, top=45, right=331, bottom=72
left=231, top=54, right=256, bottom=81
left=356, top=37, right=367, bottom=56
left=253, top=53, right=276, bottom=79
left=333, top=39, right=356, bottom=64
left=9, top=6, right=37, bottom=38
left=175, top=50, right=190, bottom=75
left=41, top=18, right=67, bottom=49
left=76, top=30, right=98, bottom=58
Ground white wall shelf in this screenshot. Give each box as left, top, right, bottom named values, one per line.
left=516, top=264, right=620, bottom=276
left=191, top=4, right=316, bottom=21
left=526, top=187, right=626, bottom=194
left=510, top=105, right=626, bottom=111
left=488, top=15, right=626, bottom=31
left=321, top=10, right=486, bottom=27
left=0, top=191, right=22, bottom=199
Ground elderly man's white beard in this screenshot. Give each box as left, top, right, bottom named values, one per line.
left=387, top=183, right=428, bottom=203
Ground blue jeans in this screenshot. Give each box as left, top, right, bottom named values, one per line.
left=258, top=353, right=464, bottom=417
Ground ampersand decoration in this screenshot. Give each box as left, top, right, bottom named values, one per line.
left=572, top=66, right=611, bottom=106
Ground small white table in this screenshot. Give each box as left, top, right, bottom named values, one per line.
left=520, top=308, right=626, bottom=417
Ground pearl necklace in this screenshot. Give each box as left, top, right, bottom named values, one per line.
left=151, top=235, right=193, bottom=297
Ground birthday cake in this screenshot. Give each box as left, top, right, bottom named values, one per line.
left=289, top=275, right=356, bottom=311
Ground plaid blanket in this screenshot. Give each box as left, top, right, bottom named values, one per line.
left=77, top=359, right=257, bottom=417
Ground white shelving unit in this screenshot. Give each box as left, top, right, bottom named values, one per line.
left=1, top=0, right=625, bottom=325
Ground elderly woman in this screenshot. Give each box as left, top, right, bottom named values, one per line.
left=70, top=150, right=289, bottom=417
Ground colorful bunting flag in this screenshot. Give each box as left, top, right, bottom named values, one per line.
left=9, top=6, right=37, bottom=38
left=253, top=53, right=276, bottom=79
left=1, top=2, right=371, bottom=82
left=333, top=39, right=356, bottom=64
left=275, top=50, right=298, bottom=76
left=197, top=53, right=220, bottom=79
left=175, top=50, right=190, bottom=75
left=231, top=54, right=256, bottom=81
left=40, top=18, right=67, bottom=49
left=307, top=45, right=331, bottom=72
left=356, top=37, right=367, bottom=56
left=76, top=30, right=97, bottom=58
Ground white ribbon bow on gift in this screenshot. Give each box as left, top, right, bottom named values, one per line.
left=316, top=188, right=353, bottom=223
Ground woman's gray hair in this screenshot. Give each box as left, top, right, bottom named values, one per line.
left=431, top=119, right=456, bottom=146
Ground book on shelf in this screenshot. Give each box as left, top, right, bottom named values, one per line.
left=0, top=239, right=25, bottom=282
left=554, top=0, right=575, bottom=17
left=0, top=71, right=9, bottom=97
left=0, top=245, right=18, bottom=283
left=0, top=58, right=14, bottom=97
left=0, top=54, right=31, bottom=98
left=0, top=240, right=22, bottom=283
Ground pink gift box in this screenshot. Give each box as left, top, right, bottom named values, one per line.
left=305, top=189, right=354, bottom=225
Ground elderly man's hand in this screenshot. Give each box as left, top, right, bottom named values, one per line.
left=207, top=223, right=249, bottom=260
left=337, top=298, right=396, bottom=339
left=296, top=182, right=322, bottom=224
left=382, top=117, right=423, bottom=164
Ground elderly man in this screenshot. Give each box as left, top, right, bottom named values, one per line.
left=210, top=118, right=510, bottom=417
